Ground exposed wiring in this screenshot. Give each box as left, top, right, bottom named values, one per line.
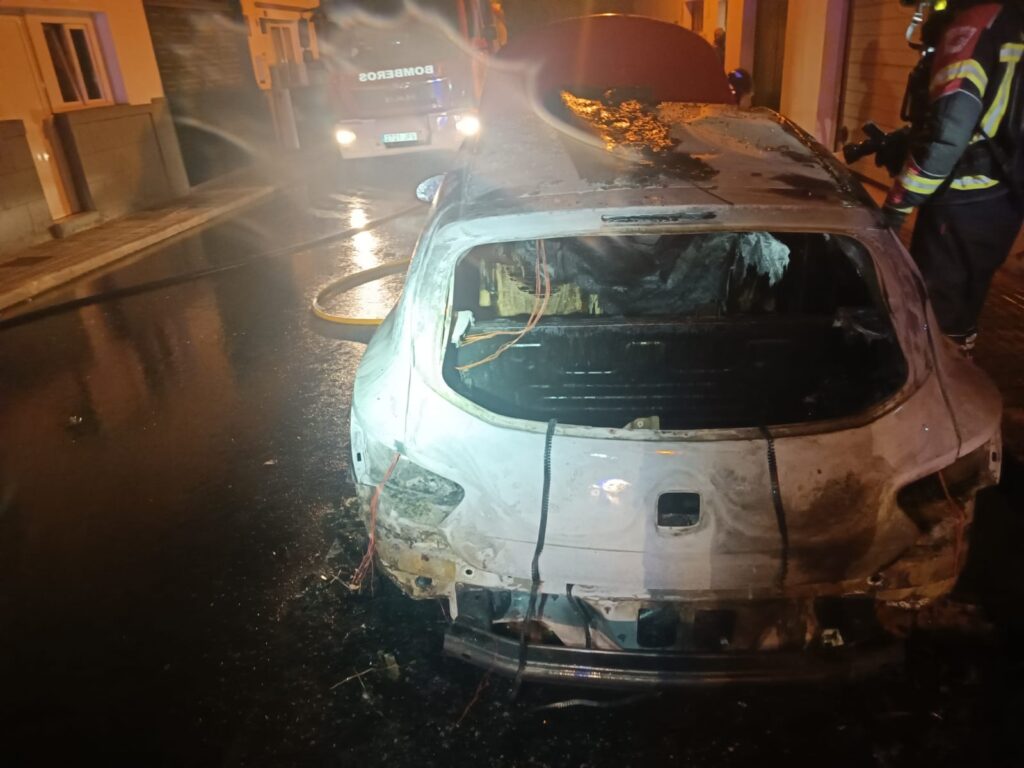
left=456, top=239, right=551, bottom=370
left=461, top=239, right=549, bottom=345
left=350, top=452, right=401, bottom=591
left=937, top=470, right=967, bottom=575
left=914, top=270, right=964, bottom=458
left=512, top=418, right=557, bottom=698
left=912, top=266, right=969, bottom=576
left=455, top=672, right=491, bottom=728
left=759, top=425, right=790, bottom=588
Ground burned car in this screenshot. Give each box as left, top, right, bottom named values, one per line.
left=348, top=19, right=1002, bottom=686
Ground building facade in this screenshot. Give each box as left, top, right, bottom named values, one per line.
left=143, top=0, right=271, bottom=185
left=834, top=0, right=922, bottom=186
left=633, top=0, right=1024, bottom=272
left=0, top=0, right=327, bottom=255
left=142, top=0, right=325, bottom=183
left=238, top=0, right=324, bottom=151
left=0, top=0, right=189, bottom=253
left=631, top=0, right=853, bottom=149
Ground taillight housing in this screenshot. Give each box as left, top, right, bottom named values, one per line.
left=897, top=439, right=1001, bottom=531
left=353, top=439, right=464, bottom=527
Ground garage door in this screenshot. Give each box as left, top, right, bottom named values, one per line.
left=837, top=0, right=920, bottom=186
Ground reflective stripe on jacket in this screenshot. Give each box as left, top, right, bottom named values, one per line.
left=886, top=3, right=1024, bottom=212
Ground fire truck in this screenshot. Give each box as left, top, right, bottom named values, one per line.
left=325, top=1, right=497, bottom=159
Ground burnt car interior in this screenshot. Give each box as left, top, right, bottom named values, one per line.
left=443, top=232, right=908, bottom=429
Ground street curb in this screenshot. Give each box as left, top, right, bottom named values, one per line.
left=0, top=185, right=275, bottom=313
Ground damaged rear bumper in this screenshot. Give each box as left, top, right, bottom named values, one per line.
left=444, top=620, right=904, bottom=688
left=442, top=584, right=908, bottom=688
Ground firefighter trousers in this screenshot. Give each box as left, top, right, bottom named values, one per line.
left=910, top=190, right=1024, bottom=339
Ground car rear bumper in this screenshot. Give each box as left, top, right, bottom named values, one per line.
left=443, top=620, right=905, bottom=688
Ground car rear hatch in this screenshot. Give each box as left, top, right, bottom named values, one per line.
left=443, top=230, right=908, bottom=431
left=419, top=228, right=964, bottom=675
left=424, top=228, right=962, bottom=599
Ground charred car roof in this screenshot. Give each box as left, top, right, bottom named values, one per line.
left=444, top=99, right=876, bottom=221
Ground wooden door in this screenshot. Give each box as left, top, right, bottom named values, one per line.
left=752, top=0, right=788, bottom=110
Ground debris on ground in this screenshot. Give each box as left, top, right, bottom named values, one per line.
left=377, top=651, right=401, bottom=681
left=330, top=667, right=377, bottom=690
left=455, top=673, right=490, bottom=728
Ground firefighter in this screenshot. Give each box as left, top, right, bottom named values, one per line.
left=883, top=0, right=1024, bottom=351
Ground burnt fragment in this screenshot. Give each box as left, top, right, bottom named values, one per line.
left=556, top=90, right=719, bottom=184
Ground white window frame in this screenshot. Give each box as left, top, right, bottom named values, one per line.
left=27, top=14, right=114, bottom=112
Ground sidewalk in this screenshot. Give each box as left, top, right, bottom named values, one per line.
left=0, top=172, right=276, bottom=313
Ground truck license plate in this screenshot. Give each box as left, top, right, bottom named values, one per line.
left=382, top=132, right=419, bottom=144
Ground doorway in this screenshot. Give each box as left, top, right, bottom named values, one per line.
left=752, top=0, right=789, bottom=110
left=0, top=15, right=81, bottom=222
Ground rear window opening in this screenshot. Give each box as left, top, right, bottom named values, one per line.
left=442, top=232, right=908, bottom=430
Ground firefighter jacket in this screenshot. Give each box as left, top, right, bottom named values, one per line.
left=885, top=1, right=1024, bottom=212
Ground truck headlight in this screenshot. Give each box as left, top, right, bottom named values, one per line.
left=455, top=115, right=480, bottom=137
left=335, top=128, right=357, bottom=146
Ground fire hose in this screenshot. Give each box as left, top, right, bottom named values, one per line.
left=0, top=204, right=420, bottom=332
left=311, top=258, right=411, bottom=326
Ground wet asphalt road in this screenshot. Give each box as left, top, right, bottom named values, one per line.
left=2, top=153, right=1024, bottom=767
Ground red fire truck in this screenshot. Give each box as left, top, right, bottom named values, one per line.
left=325, top=1, right=496, bottom=158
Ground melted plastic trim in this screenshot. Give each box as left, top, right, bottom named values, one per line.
left=601, top=211, right=717, bottom=224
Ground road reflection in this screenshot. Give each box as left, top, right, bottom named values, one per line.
left=0, top=154, right=448, bottom=763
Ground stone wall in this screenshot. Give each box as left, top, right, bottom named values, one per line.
left=56, top=100, right=190, bottom=220
left=145, top=1, right=250, bottom=94
left=144, top=0, right=273, bottom=184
